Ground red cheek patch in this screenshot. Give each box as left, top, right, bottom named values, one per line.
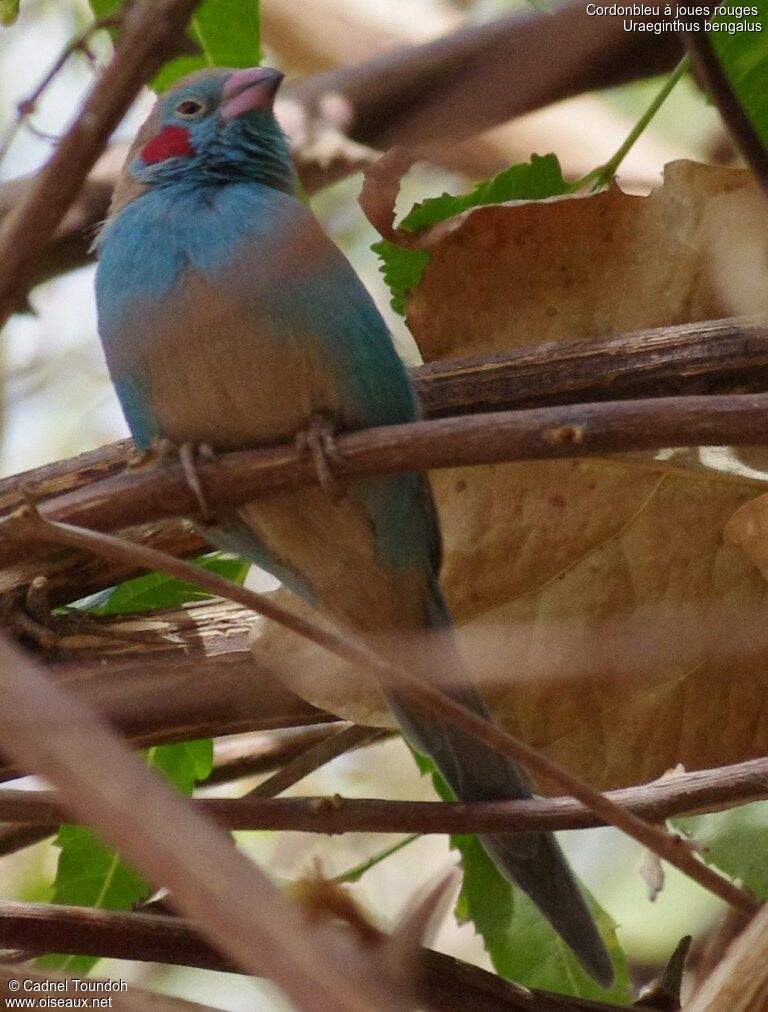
left=141, top=125, right=194, bottom=164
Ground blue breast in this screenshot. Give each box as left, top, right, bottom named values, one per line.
left=96, top=180, right=436, bottom=577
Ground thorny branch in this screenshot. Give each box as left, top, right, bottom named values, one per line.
left=8, top=507, right=759, bottom=918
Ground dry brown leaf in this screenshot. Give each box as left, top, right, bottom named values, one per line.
left=724, top=494, right=768, bottom=580
left=251, top=161, right=768, bottom=791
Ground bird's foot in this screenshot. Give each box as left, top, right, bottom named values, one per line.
left=295, top=416, right=344, bottom=501
left=135, top=437, right=216, bottom=524
left=178, top=441, right=216, bottom=525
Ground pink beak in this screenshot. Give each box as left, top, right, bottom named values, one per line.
left=221, top=66, right=284, bottom=120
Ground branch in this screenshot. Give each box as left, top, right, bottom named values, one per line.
left=2, top=392, right=768, bottom=579
left=0, top=600, right=337, bottom=784
left=1, top=316, right=766, bottom=601
left=208, top=724, right=371, bottom=786
left=416, top=315, right=768, bottom=417
left=11, top=511, right=759, bottom=918
left=286, top=0, right=680, bottom=153
left=0, top=0, right=205, bottom=328
left=0, top=725, right=367, bottom=857
left=0, top=824, right=53, bottom=858
left=0, top=903, right=640, bottom=1012
left=244, top=724, right=388, bottom=797
left=2, top=754, right=768, bottom=835
left=683, top=25, right=768, bottom=196
left=0, top=631, right=402, bottom=1011
left=0, top=3, right=682, bottom=296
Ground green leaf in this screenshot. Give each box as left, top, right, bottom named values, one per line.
left=371, top=240, right=429, bottom=316
left=0, top=0, right=19, bottom=26
left=453, top=835, right=629, bottom=1001
left=400, top=153, right=569, bottom=232
left=151, top=0, right=262, bottom=93
left=39, top=826, right=148, bottom=974
left=708, top=6, right=768, bottom=152
left=374, top=154, right=569, bottom=315
left=75, top=552, right=249, bottom=615
left=88, top=0, right=261, bottom=91
left=40, top=741, right=213, bottom=974
left=412, top=752, right=629, bottom=1001
left=674, top=801, right=768, bottom=899
left=149, top=739, right=214, bottom=794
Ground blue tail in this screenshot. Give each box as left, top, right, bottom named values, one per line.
left=384, top=579, right=613, bottom=987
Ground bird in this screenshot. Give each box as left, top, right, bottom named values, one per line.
left=94, top=66, right=612, bottom=985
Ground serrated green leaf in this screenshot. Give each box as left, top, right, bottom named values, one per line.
left=373, top=154, right=569, bottom=315
left=371, top=240, right=429, bottom=316
left=149, top=739, right=214, bottom=794
left=40, top=827, right=149, bottom=974
left=88, top=0, right=261, bottom=91
left=413, top=751, right=629, bottom=1001
left=708, top=6, right=768, bottom=152
left=75, top=552, right=249, bottom=615
left=674, top=801, right=768, bottom=899
left=40, top=741, right=213, bottom=974
left=453, top=835, right=629, bottom=1001
left=0, top=0, right=20, bottom=26
left=400, top=153, right=569, bottom=232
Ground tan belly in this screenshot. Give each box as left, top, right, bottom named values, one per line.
left=145, top=276, right=341, bottom=450
left=238, top=487, right=430, bottom=635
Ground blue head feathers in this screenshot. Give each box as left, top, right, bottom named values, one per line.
left=125, top=67, right=293, bottom=194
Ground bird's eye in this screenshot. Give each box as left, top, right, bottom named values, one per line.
left=175, top=98, right=206, bottom=119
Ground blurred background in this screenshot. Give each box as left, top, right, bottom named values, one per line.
left=0, top=1, right=735, bottom=1007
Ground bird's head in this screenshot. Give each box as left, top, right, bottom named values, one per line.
left=118, top=66, right=292, bottom=201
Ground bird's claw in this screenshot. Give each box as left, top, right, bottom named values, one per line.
left=135, top=438, right=216, bottom=524
left=296, top=417, right=344, bottom=501
left=178, top=441, right=215, bottom=525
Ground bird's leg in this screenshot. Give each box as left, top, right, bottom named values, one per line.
left=128, top=437, right=215, bottom=524
left=178, top=441, right=215, bottom=526
left=295, top=415, right=345, bottom=501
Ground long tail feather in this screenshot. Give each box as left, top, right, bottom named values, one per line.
left=385, top=583, right=614, bottom=987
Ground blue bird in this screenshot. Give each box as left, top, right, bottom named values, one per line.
left=95, top=66, right=612, bottom=984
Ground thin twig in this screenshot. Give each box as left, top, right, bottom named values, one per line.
left=0, top=0, right=204, bottom=328
left=246, top=725, right=389, bottom=797
left=0, top=17, right=120, bottom=166
left=12, top=510, right=760, bottom=917
left=207, top=724, right=367, bottom=787
left=2, top=754, right=768, bottom=834
left=3, top=392, right=768, bottom=576
left=0, top=726, right=370, bottom=859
